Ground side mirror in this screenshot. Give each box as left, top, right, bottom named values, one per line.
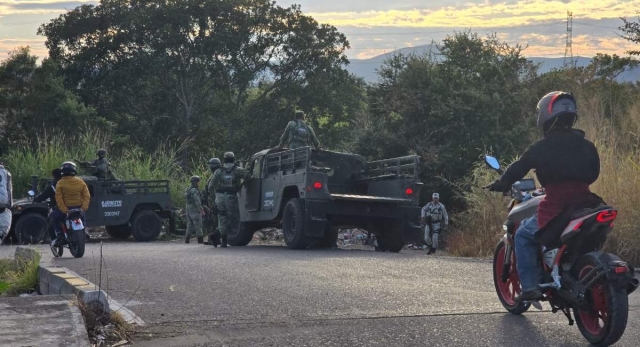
left=28, top=190, right=35, bottom=197
left=484, top=155, right=502, bottom=172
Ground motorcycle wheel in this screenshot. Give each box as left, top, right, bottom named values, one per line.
left=573, top=253, right=628, bottom=347
left=69, top=229, right=86, bottom=258
left=493, top=239, right=530, bottom=314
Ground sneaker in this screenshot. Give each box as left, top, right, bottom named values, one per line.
left=515, top=289, right=543, bottom=302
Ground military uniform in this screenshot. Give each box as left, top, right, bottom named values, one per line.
left=278, top=112, right=321, bottom=150
left=212, top=153, right=249, bottom=247
left=420, top=193, right=449, bottom=254
left=203, top=158, right=221, bottom=246
left=185, top=176, right=204, bottom=243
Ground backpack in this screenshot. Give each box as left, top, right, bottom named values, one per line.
left=0, top=164, right=12, bottom=209
left=292, top=120, right=311, bottom=144
left=220, top=166, right=236, bottom=189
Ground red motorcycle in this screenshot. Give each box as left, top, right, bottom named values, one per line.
left=484, top=155, right=638, bottom=347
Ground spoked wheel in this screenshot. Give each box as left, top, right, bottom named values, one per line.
left=573, top=254, right=628, bottom=347
left=493, top=239, right=530, bottom=314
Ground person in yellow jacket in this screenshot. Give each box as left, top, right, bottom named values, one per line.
left=51, top=161, right=90, bottom=246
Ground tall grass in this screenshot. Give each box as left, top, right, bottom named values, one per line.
left=447, top=86, right=640, bottom=266
left=3, top=129, right=209, bottom=209
left=0, top=253, right=41, bottom=296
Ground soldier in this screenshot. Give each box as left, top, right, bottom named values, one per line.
left=420, top=192, right=449, bottom=255
left=76, top=149, right=117, bottom=181
left=185, top=176, right=205, bottom=244
left=203, top=158, right=222, bottom=246
left=277, top=110, right=322, bottom=150
left=212, top=152, right=250, bottom=248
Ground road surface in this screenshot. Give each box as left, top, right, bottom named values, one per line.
left=5, top=241, right=640, bottom=346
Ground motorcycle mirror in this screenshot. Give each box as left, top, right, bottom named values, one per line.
left=484, top=155, right=501, bottom=171
left=28, top=190, right=35, bottom=197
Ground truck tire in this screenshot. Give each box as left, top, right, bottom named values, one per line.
left=373, top=221, right=405, bottom=253
left=282, top=198, right=308, bottom=249
left=131, top=210, right=162, bottom=242
left=228, top=222, right=254, bottom=246
left=15, top=213, right=48, bottom=245
left=105, top=224, right=132, bottom=239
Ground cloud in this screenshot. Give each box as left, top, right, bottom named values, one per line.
left=0, top=0, right=97, bottom=15
left=307, top=0, right=639, bottom=28
left=0, top=37, right=48, bottom=60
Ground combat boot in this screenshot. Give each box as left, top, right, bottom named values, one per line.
left=221, top=235, right=227, bottom=248
left=197, top=237, right=204, bottom=244
left=427, top=247, right=434, bottom=255
left=185, top=236, right=190, bottom=244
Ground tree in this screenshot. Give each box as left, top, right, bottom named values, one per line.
left=355, top=31, right=540, bottom=205
left=620, top=14, right=640, bottom=56
left=38, top=0, right=357, bottom=165
left=0, top=47, right=103, bottom=149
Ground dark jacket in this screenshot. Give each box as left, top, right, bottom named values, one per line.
left=35, top=179, right=60, bottom=209
left=495, top=128, right=600, bottom=228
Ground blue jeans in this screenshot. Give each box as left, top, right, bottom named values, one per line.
left=514, top=213, right=544, bottom=292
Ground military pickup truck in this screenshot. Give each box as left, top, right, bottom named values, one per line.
left=230, top=147, right=424, bottom=252
left=5, top=176, right=173, bottom=244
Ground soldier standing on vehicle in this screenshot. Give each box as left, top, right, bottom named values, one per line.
left=212, top=152, right=249, bottom=248
left=77, top=149, right=117, bottom=181
left=0, top=154, right=13, bottom=243
left=203, top=158, right=222, bottom=246
left=421, top=192, right=449, bottom=255
left=185, top=176, right=205, bottom=244
left=277, top=110, right=322, bottom=150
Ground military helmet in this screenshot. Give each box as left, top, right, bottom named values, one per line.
left=190, top=175, right=201, bottom=183
left=223, top=152, right=235, bottom=162
left=60, top=161, right=77, bottom=176
left=208, top=158, right=221, bottom=168
left=97, top=149, right=107, bottom=156
left=535, top=91, right=577, bottom=134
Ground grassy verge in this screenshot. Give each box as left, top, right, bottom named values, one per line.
left=0, top=253, right=41, bottom=296
left=446, top=90, right=640, bottom=266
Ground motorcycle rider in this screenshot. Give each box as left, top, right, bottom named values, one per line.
left=52, top=162, right=91, bottom=247
left=485, top=91, right=600, bottom=302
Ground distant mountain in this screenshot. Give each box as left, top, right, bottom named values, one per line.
left=346, top=44, right=640, bottom=83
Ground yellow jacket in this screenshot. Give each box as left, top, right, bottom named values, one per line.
left=55, top=176, right=90, bottom=213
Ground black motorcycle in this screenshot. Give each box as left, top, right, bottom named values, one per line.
left=50, top=208, right=86, bottom=258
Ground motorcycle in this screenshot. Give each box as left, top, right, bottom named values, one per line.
left=50, top=208, right=86, bottom=258
left=483, top=155, right=638, bottom=347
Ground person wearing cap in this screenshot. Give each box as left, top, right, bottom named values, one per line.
left=185, top=175, right=205, bottom=244
left=420, top=192, right=449, bottom=255
left=277, top=110, right=321, bottom=150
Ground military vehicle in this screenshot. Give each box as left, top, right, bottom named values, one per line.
left=231, top=147, right=424, bottom=252
left=6, top=176, right=173, bottom=244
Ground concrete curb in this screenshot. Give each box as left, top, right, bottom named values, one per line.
left=16, top=246, right=145, bottom=326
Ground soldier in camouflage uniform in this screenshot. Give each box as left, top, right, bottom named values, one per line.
left=212, top=152, right=250, bottom=248
left=277, top=110, right=322, bottom=150
left=77, top=149, right=118, bottom=181
left=203, top=158, right=222, bottom=246
left=185, top=175, right=205, bottom=244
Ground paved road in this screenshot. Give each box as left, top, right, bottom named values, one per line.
left=8, top=241, right=640, bottom=346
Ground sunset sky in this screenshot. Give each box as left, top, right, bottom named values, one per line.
left=1, top=0, right=638, bottom=61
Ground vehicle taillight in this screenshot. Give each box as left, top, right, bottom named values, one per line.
left=596, top=210, right=617, bottom=223
left=313, top=181, right=323, bottom=190
left=405, top=188, right=413, bottom=195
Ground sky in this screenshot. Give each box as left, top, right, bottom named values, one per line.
left=1, top=0, right=639, bottom=62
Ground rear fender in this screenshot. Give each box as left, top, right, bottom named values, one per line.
left=574, top=252, right=638, bottom=294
